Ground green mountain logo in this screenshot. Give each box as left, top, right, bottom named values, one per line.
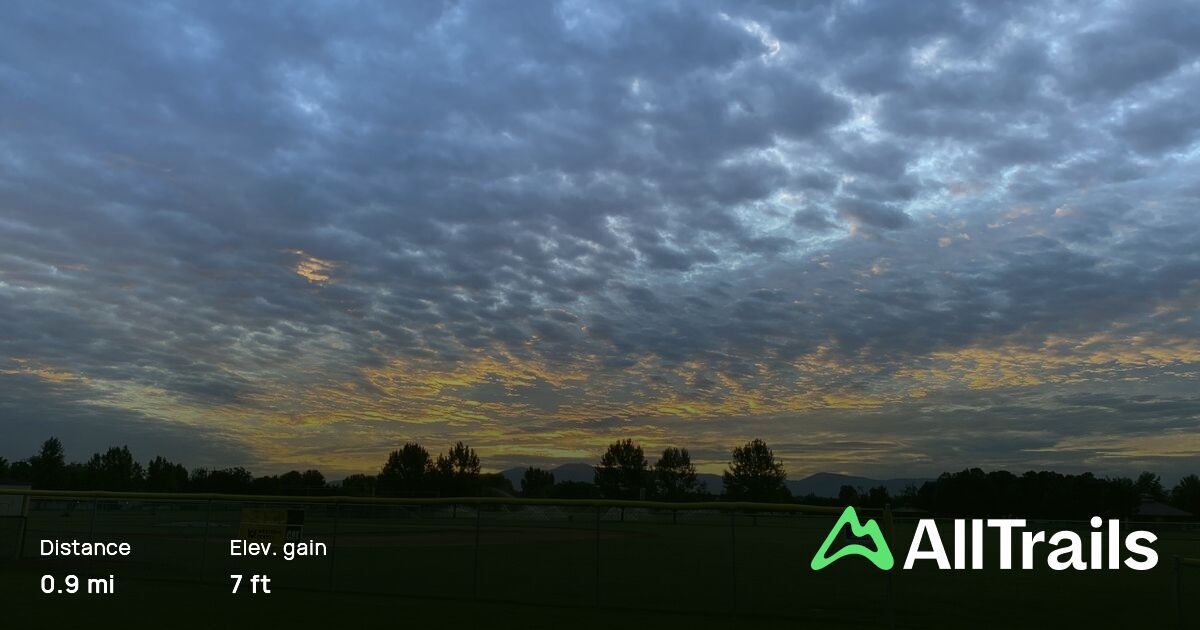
left=811, top=506, right=894, bottom=570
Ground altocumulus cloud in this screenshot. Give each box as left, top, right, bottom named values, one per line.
left=1, top=0, right=1199, bottom=478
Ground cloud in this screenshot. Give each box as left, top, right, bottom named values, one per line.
left=835, top=198, right=912, bottom=230
left=0, top=0, right=1198, bottom=477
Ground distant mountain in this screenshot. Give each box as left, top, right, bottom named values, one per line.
left=498, top=466, right=523, bottom=488
left=696, top=473, right=723, bottom=494
left=787, top=472, right=930, bottom=498
left=500, top=462, right=596, bottom=488
left=500, top=465, right=927, bottom=498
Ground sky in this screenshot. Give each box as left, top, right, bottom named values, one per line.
left=2, top=0, right=1199, bottom=480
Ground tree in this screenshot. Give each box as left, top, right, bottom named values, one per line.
left=913, top=469, right=1142, bottom=519
left=1135, top=471, right=1166, bottom=501
left=653, top=447, right=700, bottom=501
left=436, top=442, right=481, bottom=477
left=480, top=472, right=514, bottom=496
left=145, top=456, right=189, bottom=492
left=1171, top=474, right=1200, bottom=518
left=0, top=457, right=8, bottom=480
left=301, top=469, right=326, bottom=490
left=86, top=446, right=144, bottom=490
left=838, top=485, right=860, bottom=505
left=595, top=439, right=648, bottom=500
left=520, top=467, right=555, bottom=498
left=434, top=442, right=481, bottom=496
left=865, top=485, right=890, bottom=508
left=340, top=474, right=377, bottom=497
left=190, top=467, right=252, bottom=493
left=30, top=437, right=67, bottom=489
left=378, top=442, right=433, bottom=496
left=277, top=470, right=306, bottom=494
left=7, top=460, right=31, bottom=482
left=722, top=439, right=789, bottom=502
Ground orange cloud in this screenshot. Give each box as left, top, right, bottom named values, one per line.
left=288, top=249, right=337, bottom=283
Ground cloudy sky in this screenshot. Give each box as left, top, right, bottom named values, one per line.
left=2, top=1, right=1199, bottom=480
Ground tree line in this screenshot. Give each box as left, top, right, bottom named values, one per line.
left=0, top=436, right=788, bottom=501
left=518, top=438, right=789, bottom=502
left=2, top=436, right=1197, bottom=518
left=799, top=468, right=1200, bottom=520
left=904, top=468, right=1200, bottom=520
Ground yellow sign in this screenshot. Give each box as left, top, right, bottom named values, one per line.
left=238, top=508, right=304, bottom=546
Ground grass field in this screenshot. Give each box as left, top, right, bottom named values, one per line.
left=2, top=498, right=1199, bottom=628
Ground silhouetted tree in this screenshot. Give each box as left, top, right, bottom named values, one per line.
left=190, top=467, right=253, bottom=493
left=1135, top=471, right=1166, bottom=501
left=1171, top=474, right=1200, bottom=517
left=16, top=432, right=1196, bottom=517
left=378, top=443, right=433, bottom=496
left=340, top=474, right=376, bottom=497
left=1102, top=475, right=1141, bottom=517
left=653, top=447, right=700, bottom=501
left=301, top=469, right=325, bottom=489
left=145, top=456, right=189, bottom=493
left=30, top=437, right=67, bottom=489
left=440, top=442, right=481, bottom=476
left=722, top=439, right=789, bottom=502
left=434, top=442, right=481, bottom=496
left=595, top=439, right=648, bottom=500
left=0, top=457, right=8, bottom=480
left=7, top=460, right=31, bottom=482
left=85, top=446, right=144, bottom=490
left=278, top=470, right=305, bottom=492
left=244, top=470, right=324, bottom=495
left=480, top=473, right=514, bottom=496
left=62, top=462, right=89, bottom=489
left=865, top=485, right=890, bottom=508
left=915, top=468, right=1142, bottom=518
left=187, top=467, right=207, bottom=489
left=521, top=467, right=555, bottom=498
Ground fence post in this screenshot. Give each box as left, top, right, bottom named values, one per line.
left=887, top=567, right=896, bottom=630
left=473, top=504, right=481, bottom=600
left=15, top=493, right=29, bottom=559
left=87, top=498, right=99, bottom=571
left=88, top=498, right=99, bottom=539
left=594, top=505, right=601, bottom=607
left=1178, top=556, right=1184, bottom=630
left=328, top=500, right=339, bottom=590
left=199, top=498, right=213, bottom=582
left=730, top=510, right=738, bottom=614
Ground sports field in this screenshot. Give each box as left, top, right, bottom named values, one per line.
left=2, top=495, right=1198, bottom=629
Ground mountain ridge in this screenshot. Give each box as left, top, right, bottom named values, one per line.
left=498, top=465, right=928, bottom=498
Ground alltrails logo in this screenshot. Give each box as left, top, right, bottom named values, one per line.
left=811, top=507, right=1158, bottom=571
left=811, top=506, right=894, bottom=570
